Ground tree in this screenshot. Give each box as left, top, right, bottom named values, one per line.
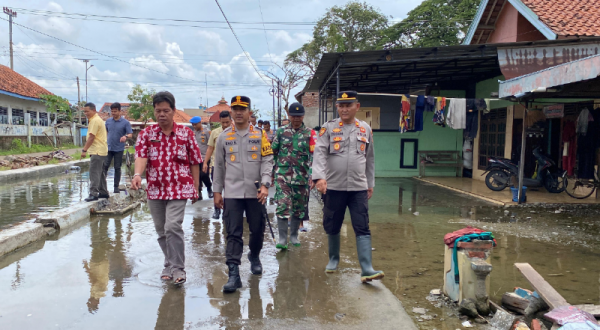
left=39, top=94, right=72, bottom=122
left=286, top=1, right=389, bottom=74
left=127, top=84, right=156, bottom=126
left=380, top=0, right=479, bottom=49
left=265, top=60, right=308, bottom=116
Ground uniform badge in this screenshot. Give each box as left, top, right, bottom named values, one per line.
left=355, top=121, right=360, bottom=127
left=361, top=137, right=367, bottom=142
left=201, top=138, right=206, bottom=143
left=339, top=121, right=344, bottom=127
left=333, top=128, right=341, bottom=133
left=229, top=146, right=234, bottom=152
left=251, top=153, right=258, bottom=160
left=227, top=131, right=236, bottom=136
left=333, top=136, right=342, bottom=142
left=251, top=146, right=258, bottom=151
left=230, top=154, right=236, bottom=162
left=360, top=127, right=366, bottom=133
left=360, top=144, right=366, bottom=151
left=333, top=143, right=341, bottom=151
left=319, top=128, right=326, bottom=136
left=226, top=137, right=236, bottom=141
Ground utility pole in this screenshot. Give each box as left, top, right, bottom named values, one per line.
left=205, top=74, right=208, bottom=107
left=77, top=77, right=81, bottom=123
left=3, top=7, right=17, bottom=70
left=77, top=59, right=95, bottom=102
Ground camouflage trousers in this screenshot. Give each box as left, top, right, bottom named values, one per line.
left=274, top=178, right=310, bottom=220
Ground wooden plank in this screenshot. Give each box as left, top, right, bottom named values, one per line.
left=574, top=304, right=600, bottom=317
left=514, top=263, right=570, bottom=310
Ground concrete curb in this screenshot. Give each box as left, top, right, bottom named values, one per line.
left=413, top=177, right=506, bottom=206
left=0, top=222, right=44, bottom=257
left=36, top=198, right=109, bottom=230
left=0, top=158, right=90, bottom=184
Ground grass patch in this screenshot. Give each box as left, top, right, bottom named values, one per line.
left=0, top=139, right=78, bottom=156
left=0, top=166, right=10, bottom=171
left=126, top=146, right=135, bottom=155
left=71, top=153, right=83, bottom=160
left=47, top=159, right=60, bottom=165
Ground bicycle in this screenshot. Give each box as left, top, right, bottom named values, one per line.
left=562, top=171, right=600, bottom=199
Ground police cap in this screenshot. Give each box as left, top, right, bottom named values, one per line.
left=336, top=90, right=358, bottom=104
left=231, top=95, right=251, bottom=108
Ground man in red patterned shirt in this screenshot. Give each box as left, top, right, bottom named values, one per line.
left=131, top=91, right=202, bottom=285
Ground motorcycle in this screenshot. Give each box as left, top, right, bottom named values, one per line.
left=483, top=147, right=565, bottom=193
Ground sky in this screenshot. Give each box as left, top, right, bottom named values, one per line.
left=0, top=0, right=424, bottom=119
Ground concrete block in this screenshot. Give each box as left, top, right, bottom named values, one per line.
left=0, top=159, right=90, bottom=184
left=0, top=222, right=44, bottom=257
left=37, top=199, right=107, bottom=230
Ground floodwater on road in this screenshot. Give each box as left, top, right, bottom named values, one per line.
left=0, top=165, right=123, bottom=229
left=1, top=178, right=600, bottom=329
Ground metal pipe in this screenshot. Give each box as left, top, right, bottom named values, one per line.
left=517, top=102, right=528, bottom=204
left=335, top=68, right=340, bottom=119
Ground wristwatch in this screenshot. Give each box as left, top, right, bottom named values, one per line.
left=134, top=173, right=142, bottom=178
left=82, top=149, right=87, bottom=153
left=262, top=182, right=271, bottom=188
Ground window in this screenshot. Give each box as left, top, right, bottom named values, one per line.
left=27, top=111, right=37, bottom=126
left=39, top=112, right=49, bottom=126
left=478, top=108, right=507, bottom=170
left=12, top=108, right=24, bottom=125
left=0, top=107, right=8, bottom=125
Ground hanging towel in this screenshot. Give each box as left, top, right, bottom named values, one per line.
left=399, top=95, right=411, bottom=133
left=434, top=97, right=446, bottom=127
left=447, top=98, right=467, bottom=129
left=415, top=95, right=425, bottom=131
left=452, top=232, right=496, bottom=283
left=483, top=99, right=491, bottom=114
left=409, top=96, right=417, bottom=130
left=425, top=96, right=436, bottom=112
left=577, top=108, right=591, bottom=136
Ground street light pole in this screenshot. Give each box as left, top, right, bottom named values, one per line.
left=78, top=59, right=94, bottom=102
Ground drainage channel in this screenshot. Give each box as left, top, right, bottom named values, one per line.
left=0, top=166, right=122, bottom=230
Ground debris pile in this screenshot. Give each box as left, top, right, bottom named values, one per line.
left=0, top=151, right=73, bottom=169
left=92, top=184, right=146, bottom=215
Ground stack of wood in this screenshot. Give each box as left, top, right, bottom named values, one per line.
left=0, top=151, right=73, bottom=169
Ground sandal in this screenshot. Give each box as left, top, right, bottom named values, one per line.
left=172, top=268, right=186, bottom=285
left=161, top=266, right=172, bottom=281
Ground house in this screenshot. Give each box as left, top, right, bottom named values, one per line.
left=462, top=0, right=600, bottom=181
left=205, top=97, right=231, bottom=125
left=183, top=104, right=207, bottom=118
left=0, top=65, right=73, bottom=150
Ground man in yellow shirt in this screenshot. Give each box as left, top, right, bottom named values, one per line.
left=81, top=103, right=109, bottom=202
left=202, top=110, right=232, bottom=219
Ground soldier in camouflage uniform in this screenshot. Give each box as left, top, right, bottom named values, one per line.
left=271, top=102, right=316, bottom=249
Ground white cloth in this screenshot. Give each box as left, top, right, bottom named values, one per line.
left=577, top=107, right=590, bottom=136
left=446, top=98, right=466, bottom=129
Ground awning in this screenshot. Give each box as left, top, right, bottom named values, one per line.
left=499, top=53, right=600, bottom=99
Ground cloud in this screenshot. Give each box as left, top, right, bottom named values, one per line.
left=267, top=30, right=312, bottom=51
left=196, top=31, right=228, bottom=56
left=75, top=0, right=133, bottom=10
left=121, top=24, right=165, bottom=51
left=28, top=2, right=78, bottom=42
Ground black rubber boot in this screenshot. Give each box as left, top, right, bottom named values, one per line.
left=198, top=191, right=203, bottom=201
left=248, top=251, right=263, bottom=275
left=223, top=263, right=242, bottom=293
left=207, top=187, right=214, bottom=199
left=276, top=219, right=288, bottom=249
left=325, top=234, right=340, bottom=273
left=212, top=208, right=221, bottom=219
left=290, top=216, right=301, bottom=247
left=356, top=235, right=384, bottom=283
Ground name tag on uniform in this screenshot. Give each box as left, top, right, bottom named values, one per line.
left=248, top=139, right=261, bottom=144
left=225, top=140, right=237, bottom=146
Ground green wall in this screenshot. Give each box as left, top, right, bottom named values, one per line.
left=374, top=112, right=464, bottom=177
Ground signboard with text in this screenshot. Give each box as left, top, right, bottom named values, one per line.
left=543, top=104, right=564, bottom=119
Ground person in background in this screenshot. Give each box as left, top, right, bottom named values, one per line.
left=104, top=102, right=133, bottom=193
left=281, top=119, right=290, bottom=126
left=257, top=120, right=264, bottom=131
left=131, top=91, right=201, bottom=285
left=213, top=96, right=273, bottom=293
left=82, top=102, right=109, bottom=202
left=203, top=110, right=232, bottom=219
left=250, top=114, right=257, bottom=126
left=271, top=103, right=314, bottom=249
left=190, top=116, right=213, bottom=199
left=312, top=90, right=384, bottom=283
left=263, top=120, right=274, bottom=143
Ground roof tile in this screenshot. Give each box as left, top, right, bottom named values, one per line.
left=522, top=0, right=600, bottom=36
left=0, top=65, right=53, bottom=99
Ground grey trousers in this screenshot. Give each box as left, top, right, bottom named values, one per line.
left=89, top=155, right=108, bottom=197
left=147, top=199, right=187, bottom=271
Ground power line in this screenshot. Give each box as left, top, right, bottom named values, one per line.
left=213, top=0, right=270, bottom=85
left=257, top=0, right=275, bottom=65
left=0, top=17, right=206, bottom=84
left=12, top=7, right=316, bottom=26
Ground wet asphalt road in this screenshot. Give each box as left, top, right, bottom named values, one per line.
left=3, top=178, right=600, bottom=329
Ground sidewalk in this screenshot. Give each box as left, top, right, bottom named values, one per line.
left=0, top=148, right=80, bottom=161
left=415, top=176, right=600, bottom=206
